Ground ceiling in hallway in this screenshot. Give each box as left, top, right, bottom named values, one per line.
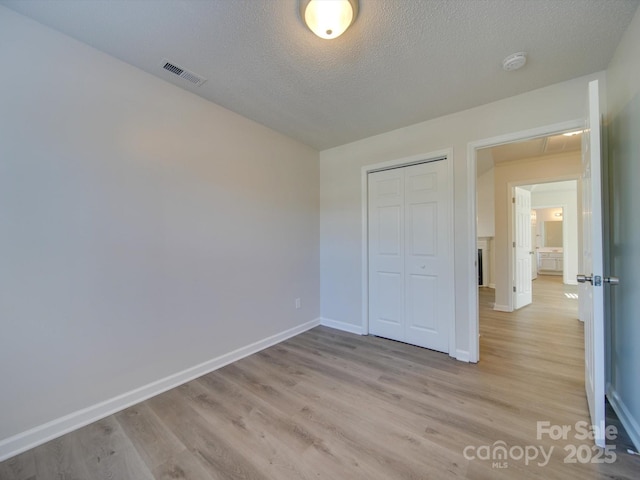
left=477, top=131, right=582, bottom=176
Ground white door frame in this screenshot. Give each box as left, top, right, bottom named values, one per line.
left=467, top=120, right=583, bottom=363
left=361, top=148, right=456, bottom=358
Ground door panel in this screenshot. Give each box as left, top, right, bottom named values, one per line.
left=406, top=273, right=437, bottom=331
left=375, top=272, right=402, bottom=325
left=369, top=169, right=405, bottom=342
left=377, top=206, right=401, bottom=255
left=404, top=161, right=450, bottom=352
left=408, top=202, right=437, bottom=256
left=579, top=80, right=606, bottom=447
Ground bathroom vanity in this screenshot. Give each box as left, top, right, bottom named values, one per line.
left=537, top=248, right=563, bottom=274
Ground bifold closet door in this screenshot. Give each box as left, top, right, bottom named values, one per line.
left=368, top=160, right=452, bottom=353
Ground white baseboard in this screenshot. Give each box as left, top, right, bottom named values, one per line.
left=607, top=384, right=640, bottom=452
left=493, top=304, right=512, bottom=312
left=320, top=317, right=365, bottom=335
left=0, top=318, right=321, bottom=463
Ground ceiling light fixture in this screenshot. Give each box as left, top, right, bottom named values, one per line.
left=562, top=130, right=583, bottom=136
left=300, top=0, right=359, bottom=40
left=502, top=52, right=527, bottom=71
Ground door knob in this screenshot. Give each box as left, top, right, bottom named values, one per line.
left=577, top=274, right=619, bottom=286
left=577, top=274, right=593, bottom=284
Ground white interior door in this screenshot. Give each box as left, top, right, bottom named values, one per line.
left=514, top=187, right=533, bottom=309
left=578, top=80, right=606, bottom=447
left=368, top=160, right=452, bottom=352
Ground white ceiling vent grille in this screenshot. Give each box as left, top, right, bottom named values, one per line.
left=161, top=60, right=206, bottom=87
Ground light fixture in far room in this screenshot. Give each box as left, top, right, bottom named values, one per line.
left=300, top=0, right=359, bottom=40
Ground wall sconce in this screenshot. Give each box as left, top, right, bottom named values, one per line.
left=300, top=0, right=359, bottom=39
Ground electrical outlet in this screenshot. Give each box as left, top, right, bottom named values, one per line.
left=295, top=298, right=301, bottom=309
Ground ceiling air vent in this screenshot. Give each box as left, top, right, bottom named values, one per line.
left=161, top=60, right=207, bottom=87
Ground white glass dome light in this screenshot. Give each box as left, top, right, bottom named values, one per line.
left=300, top=0, right=359, bottom=40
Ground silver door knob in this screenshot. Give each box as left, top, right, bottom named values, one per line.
left=577, top=274, right=592, bottom=284
left=605, top=276, right=620, bottom=285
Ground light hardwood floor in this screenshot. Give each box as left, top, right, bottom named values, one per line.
left=2, top=275, right=639, bottom=479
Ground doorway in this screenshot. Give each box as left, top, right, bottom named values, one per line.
left=467, top=119, right=584, bottom=362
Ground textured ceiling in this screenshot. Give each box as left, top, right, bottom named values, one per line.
left=2, top=0, right=638, bottom=150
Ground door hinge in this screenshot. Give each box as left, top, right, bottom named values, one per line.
left=513, top=241, right=516, bottom=247
left=512, top=197, right=515, bottom=203
left=513, top=286, right=516, bottom=292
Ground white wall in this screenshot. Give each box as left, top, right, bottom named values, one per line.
left=476, top=168, right=495, bottom=238
left=320, top=70, right=604, bottom=359
left=476, top=168, right=495, bottom=287
left=0, top=6, right=319, bottom=455
left=493, top=153, right=581, bottom=309
left=606, top=5, right=640, bottom=451
left=531, top=184, right=579, bottom=285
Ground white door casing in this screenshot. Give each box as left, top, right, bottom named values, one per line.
left=368, top=160, right=453, bottom=353
left=579, top=80, right=606, bottom=447
left=514, top=186, right=533, bottom=309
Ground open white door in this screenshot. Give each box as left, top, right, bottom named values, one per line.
left=578, top=80, right=606, bottom=447
left=514, top=186, right=532, bottom=309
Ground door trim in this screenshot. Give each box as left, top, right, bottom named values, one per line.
left=466, top=120, right=583, bottom=363
left=361, top=149, right=456, bottom=358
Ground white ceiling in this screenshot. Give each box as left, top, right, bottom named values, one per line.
left=2, top=0, right=638, bottom=150
left=530, top=180, right=577, bottom=193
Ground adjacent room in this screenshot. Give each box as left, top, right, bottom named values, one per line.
left=1, top=1, right=640, bottom=478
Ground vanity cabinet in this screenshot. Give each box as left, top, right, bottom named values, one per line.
left=537, top=251, right=563, bottom=274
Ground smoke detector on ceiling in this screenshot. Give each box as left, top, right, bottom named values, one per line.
left=502, top=52, right=527, bottom=71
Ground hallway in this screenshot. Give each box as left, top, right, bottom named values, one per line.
left=479, top=275, right=581, bottom=375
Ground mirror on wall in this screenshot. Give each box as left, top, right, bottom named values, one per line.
left=533, top=207, right=564, bottom=248
left=543, top=221, right=563, bottom=247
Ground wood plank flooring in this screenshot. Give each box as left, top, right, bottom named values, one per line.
left=2, top=275, right=639, bottom=479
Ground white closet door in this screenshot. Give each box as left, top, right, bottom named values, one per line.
left=368, top=168, right=405, bottom=342
left=368, top=160, right=452, bottom=353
